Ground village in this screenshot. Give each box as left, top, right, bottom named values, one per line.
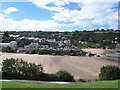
left=0, top=33, right=80, bottom=50
left=0, top=31, right=120, bottom=57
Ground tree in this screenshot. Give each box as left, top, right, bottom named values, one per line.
left=2, top=58, right=18, bottom=74
left=2, top=58, right=44, bottom=80
left=101, top=29, right=105, bottom=31
left=3, top=31, right=9, bottom=38
left=99, top=65, right=120, bottom=80
left=56, top=70, right=75, bottom=82
left=2, top=31, right=15, bottom=43
left=17, top=39, right=32, bottom=47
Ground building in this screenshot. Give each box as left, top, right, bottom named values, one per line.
left=46, top=39, right=56, bottom=43
left=0, top=41, right=17, bottom=48
left=24, top=42, right=39, bottom=49
left=9, top=41, right=17, bottom=48
left=116, top=44, right=120, bottom=51
left=0, top=43, right=10, bottom=47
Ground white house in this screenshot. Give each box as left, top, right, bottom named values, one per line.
left=116, top=44, right=120, bottom=51
left=0, top=43, right=10, bottom=47
left=24, top=42, right=39, bottom=49
left=0, top=41, right=17, bottom=48
left=46, top=39, right=56, bottom=43
left=63, top=40, right=71, bottom=45
left=9, top=41, right=17, bottom=48
left=9, top=34, right=20, bottom=38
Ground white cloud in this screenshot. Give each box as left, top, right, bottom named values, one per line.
left=1, top=0, right=119, bottom=31
left=2, top=0, right=30, bottom=2
left=31, top=0, right=119, bottom=10
left=42, top=6, right=64, bottom=12
left=3, top=7, right=18, bottom=14
left=31, top=0, right=66, bottom=12
left=30, top=0, right=118, bottom=29
left=52, top=1, right=118, bottom=29
left=0, top=13, right=69, bottom=31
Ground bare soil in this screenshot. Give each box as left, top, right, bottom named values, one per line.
left=82, top=49, right=115, bottom=55
left=0, top=51, right=118, bottom=80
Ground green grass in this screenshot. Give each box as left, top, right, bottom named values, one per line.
left=0, top=80, right=119, bottom=88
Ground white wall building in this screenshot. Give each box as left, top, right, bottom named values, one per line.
left=0, top=41, right=17, bottom=48
left=9, top=41, right=17, bottom=48
left=0, top=43, right=10, bottom=47
left=24, top=42, right=39, bottom=49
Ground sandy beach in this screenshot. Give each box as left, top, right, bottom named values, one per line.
left=0, top=51, right=118, bottom=80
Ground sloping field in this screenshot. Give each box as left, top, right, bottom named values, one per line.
left=0, top=52, right=118, bottom=80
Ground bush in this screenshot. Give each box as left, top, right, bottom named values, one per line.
left=56, top=70, right=75, bottom=82
left=2, top=47, right=16, bottom=53
left=77, top=79, right=86, bottom=82
left=2, top=58, right=44, bottom=80
left=42, top=73, right=59, bottom=81
left=99, top=65, right=120, bottom=80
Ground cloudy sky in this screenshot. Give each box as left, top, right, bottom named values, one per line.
left=0, top=0, right=119, bottom=31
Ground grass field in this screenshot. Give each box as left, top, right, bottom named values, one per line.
left=0, top=80, right=119, bottom=88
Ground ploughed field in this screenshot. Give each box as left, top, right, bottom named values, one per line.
left=0, top=52, right=118, bottom=80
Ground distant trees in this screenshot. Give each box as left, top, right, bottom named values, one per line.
left=2, top=47, right=16, bottom=53
left=17, top=39, right=32, bottom=47
left=2, top=32, right=15, bottom=43
left=99, top=65, right=120, bottom=80
left=2, top=58, right=75, bottom=82
left=18, top=49, right=84, bottom=56
left=71, top=30, right=120, bottom=48
left=3, top=31, right=9, bottom=37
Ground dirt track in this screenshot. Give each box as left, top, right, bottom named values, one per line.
left=1, top=52, right=118, bottom=80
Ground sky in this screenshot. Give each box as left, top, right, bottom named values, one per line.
left=0, top=0, right=119, bottom=31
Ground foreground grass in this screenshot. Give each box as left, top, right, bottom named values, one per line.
left=0, top=80, right=119, bottom=88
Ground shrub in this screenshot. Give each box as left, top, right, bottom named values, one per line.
left=77, top=79, right=86, bottom=82
left=99, top=65, right=120, bottom=80
left=56, top=70, right=75, bottom=82
left=42, top=73, right=59, bottom=81
left=2, top=47, right=16, bottom=53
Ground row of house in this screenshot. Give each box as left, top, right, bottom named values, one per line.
left=9, top=34, right=72, bottom=48
left=24, top=42, right=79, bottom=51
left=9, top=34, right=70, bottom=43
